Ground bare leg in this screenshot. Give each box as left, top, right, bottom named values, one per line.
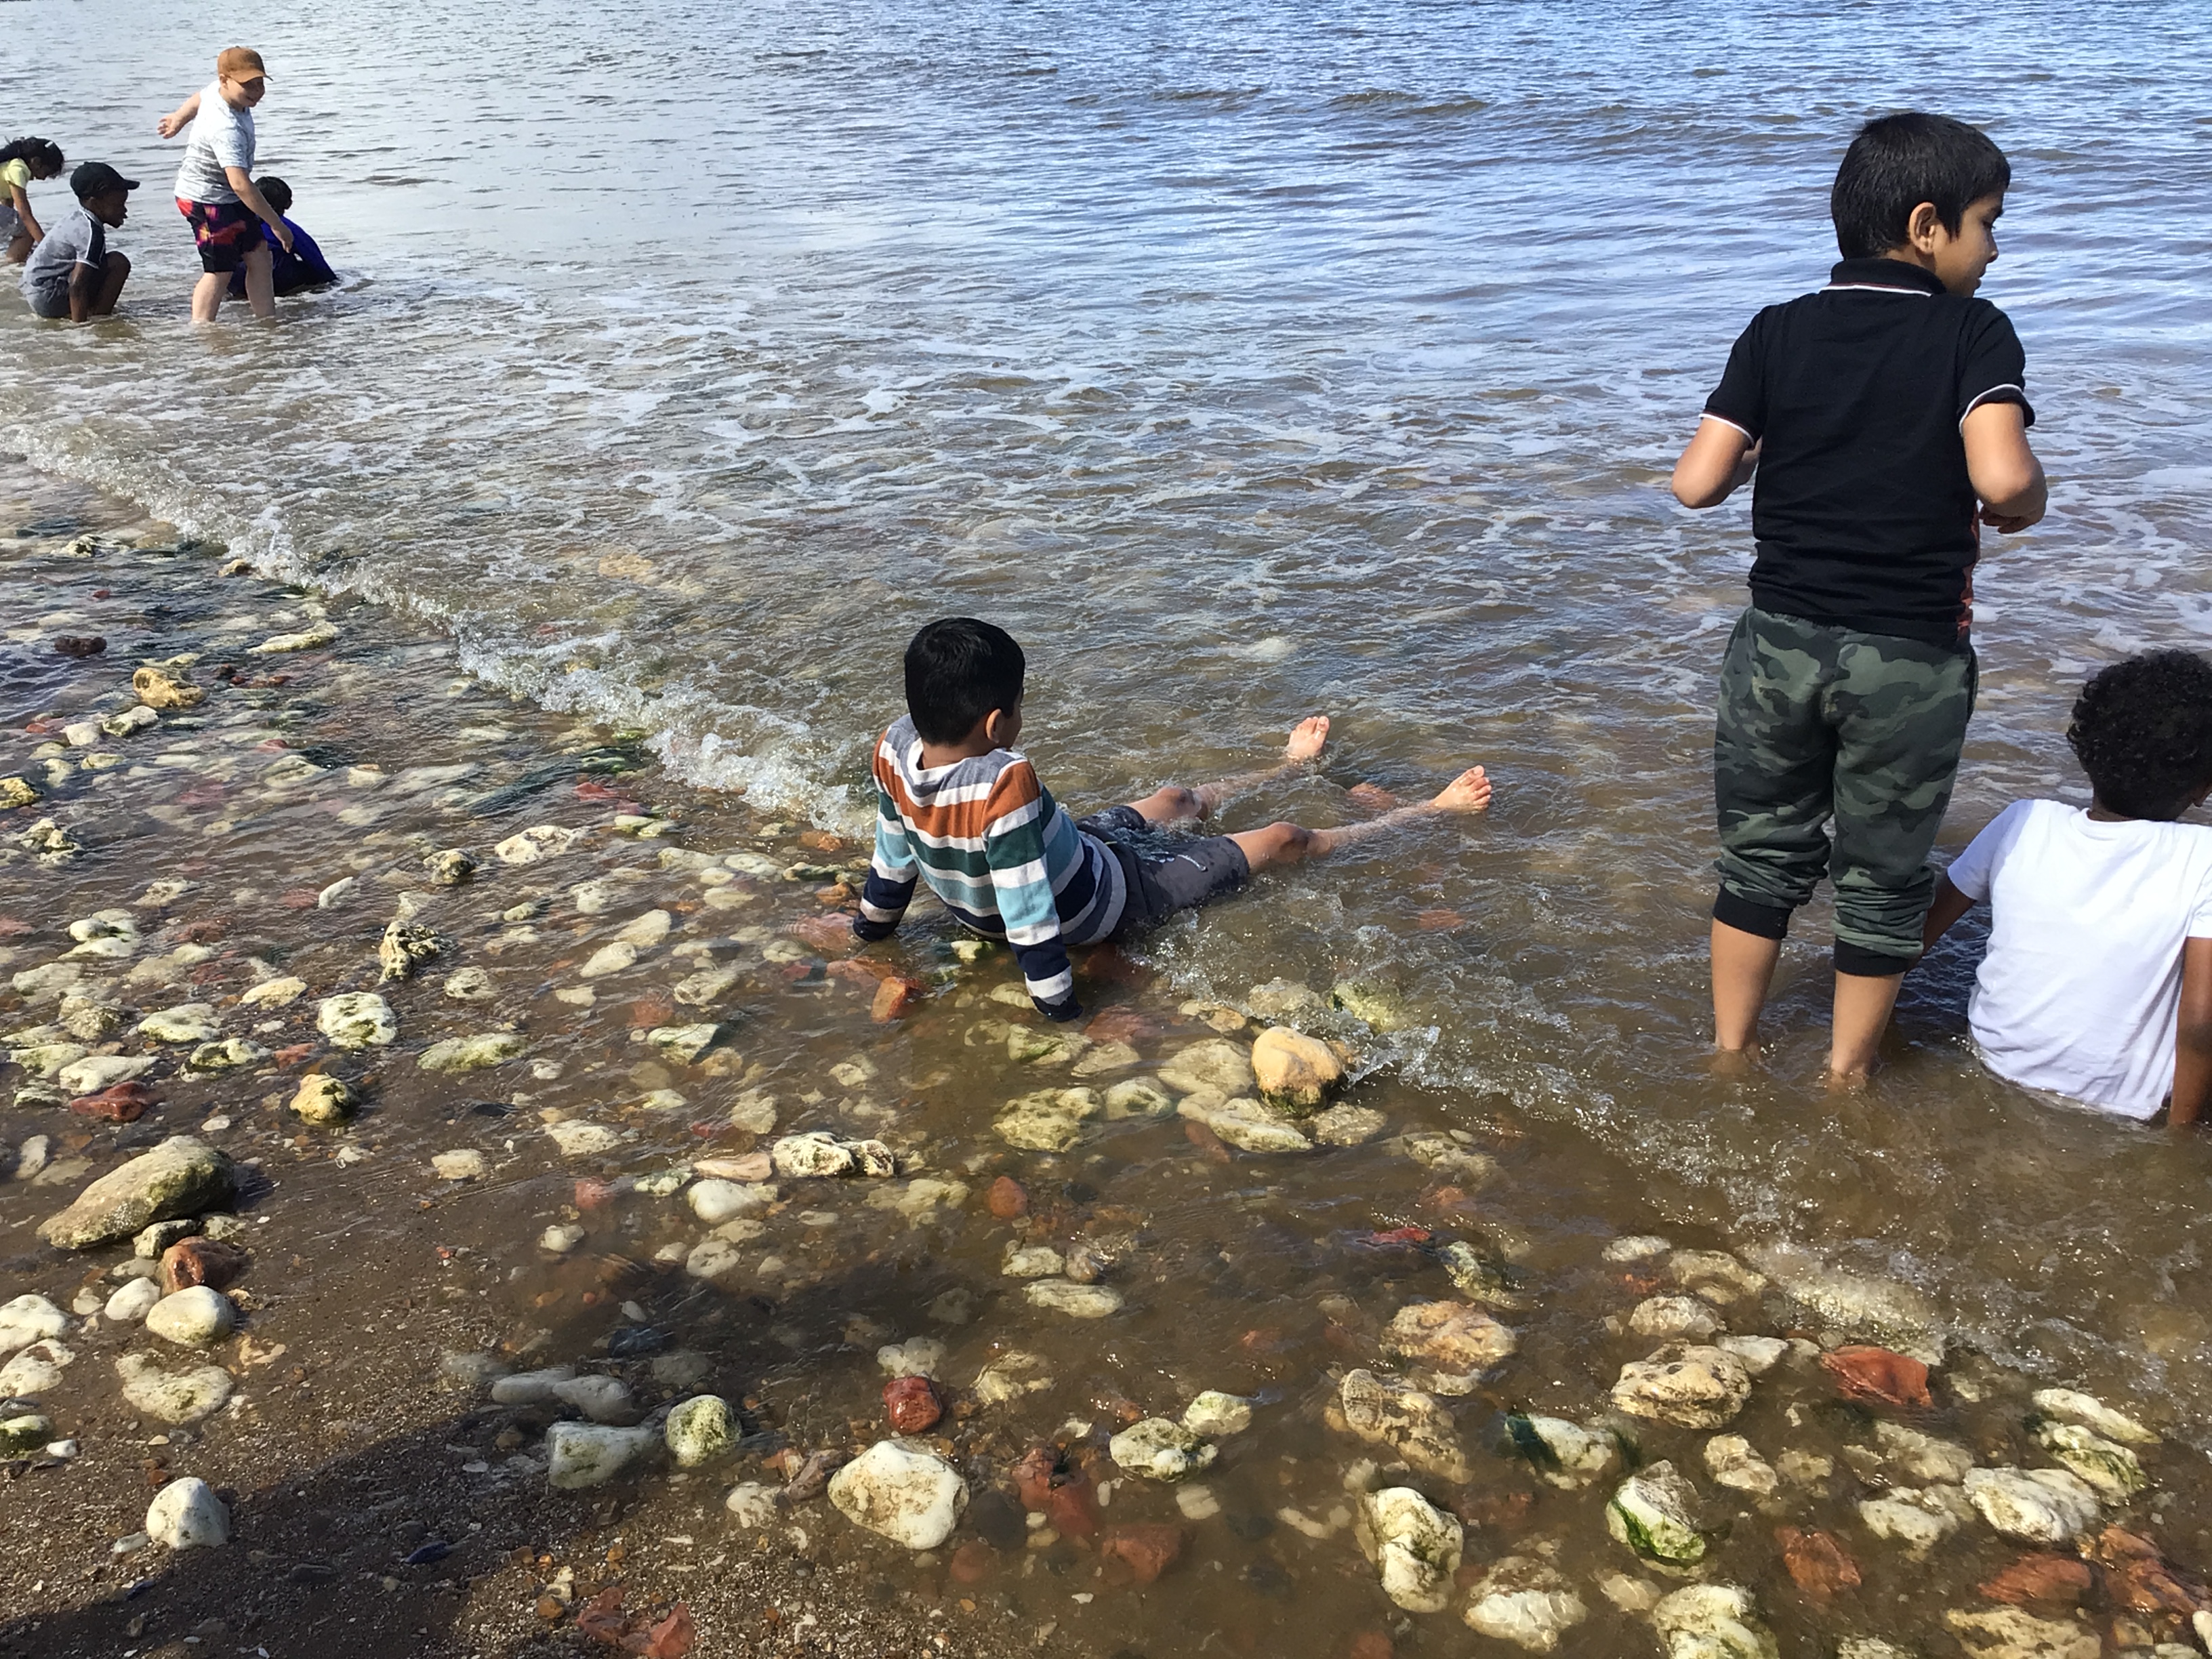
left=243, top=244, right=276, bottom=319
left=91, top=253, right=130, bottom=318
left=1129, top=716, right=1332, bottom=826
left=1229, top=766, right=1490, bottom=875
left=5, top=230, right=30, bottom=265
left=1711, top=919, right=1781, bottom=1057
left=1828, top=970, right=1904, bottom=1084
left=191, top=271, right=226, bottom=323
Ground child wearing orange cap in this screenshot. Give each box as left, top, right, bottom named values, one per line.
left=155, top=46, right=293, bottom=321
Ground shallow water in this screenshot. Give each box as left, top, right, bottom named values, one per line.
left=2, top=0, right=2212, bottom=1641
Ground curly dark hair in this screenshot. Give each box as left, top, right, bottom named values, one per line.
left=2067, top=649, right=2212, bottom=821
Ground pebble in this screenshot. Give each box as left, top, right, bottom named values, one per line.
left=104, top=1277, right=163, bottom=1322
left=1462, top=1555, right=1589, bottom=1652
left=0, top=1293, right=69, bottom=1351
left=544, top=1122, right=621, bottom=1158
left=0, top=1340, right=71, bottom=1396
left=430, top=1149, right=487, bottom=1181
left=551, top=1374, right=636, bottom=1423
left=664, top=1395, right=736, bottom=1466
left=1158, top=1039, right=1256, bottom=1096
left=1002, top=1244, right=1065, bottom=1279
left=316, top=991, right=397, bottom=1049
left=1108, top=1419, right=1216, bottom=1483
left=1606, top=1462, right=1713, bottom=1567
left=1354, top=1486, right=1462, bottom=1613
left=828, top=1439, right=969, bottom=1550
left=146, top=1477, right=230, bottom=1549
left=2028, top=1418, right=2147, bottom=1500
left=876, top=1338, right=946, bottom=1380
left=546, top=1422, right=658, bottom=1488
left=1944, top=1607, right=2098, bottom=1659
left=418, top=1032, right=527, bottom=1073
left=442, top=967, right=495, bottom=1001
left=489, top=1366, right=575, bottom=1406
left=145, top=1286, right=237, bottom=1347
left=116, top=1353, right=233, bottom=1424
left=1963, top=1467, right=2102, bottom=1545
left=1174, top=1484, right=1221, bottom=1521
left=494, top=825, right=578, bottom=865
left=724, top=1481, right=779, bottom=1528
left=290, top=1073, right=354, bottom=1126
left=1858, top=1485, right=1971, bottom=1555
left=1024, top=1282, right=1124, bottom=1319
left=687, top=1179, right=772, bottom=1225
left=1610, top=1343, right=1753, bottom=1429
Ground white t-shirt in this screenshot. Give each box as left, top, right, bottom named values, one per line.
left=1946, top=798, right=2212, bottom=1119
left=173, top=81, right=255, bottom=205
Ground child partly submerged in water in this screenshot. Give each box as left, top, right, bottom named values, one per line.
left=852, top=617, right=1493, bottom=1021
left=1921, top=650, right=2212, bottom=1126
left=224, top=176, right=335, bottom=300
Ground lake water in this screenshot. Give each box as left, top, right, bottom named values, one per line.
left=4, top=0, right=2212, bottom=1633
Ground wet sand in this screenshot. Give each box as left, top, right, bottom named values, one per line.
left=5, top=459, right=2212, bottom=1659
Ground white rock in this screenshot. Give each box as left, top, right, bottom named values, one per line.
left=1506, top=1414, right=1620, bottom=1490
left=770, top=1132, right=895, bottom=1179
left=1944, top=1606, right=2100, bottom=1659
left=551, top=1374, right=636, bottom=1423
left=56, top=1053, right=154, bottom=1094
left=1330, top=1369, right=1473, bottom=1483
left=430, top=1149, right=487, bottom=1181
left=579, top=941, right=638, bottom=979
left=495, top=825, right=579, bottom=865
left=146, top=1477, right=229, bottom=1549
left=239, top=976, right=307, bottom=1008
left=116, top=1353, right=233, bottom=1424
left=876, top=1338, right=946, bottom=1380
left=724, top=1481, right=779, bottom=1527
left=544, top=1121, right=621, bottom=1158
left=827, top=1439, right=969, bottom=1549
left=993, top=1088, right=1101, bottom=1153
left=1158, top=1038, right=1256, bottom=1096
left=418, top=1032, right=527, bottom=1073
left=546, top=1422, right=658, bottom=1488
left=136, top=1002, right=221, bottom=1044
left=1963, top=1466, right=2102, bottom=1544
left=0, top=1293, right=68, bottom=1354
left=1702, top=1434, right=1778, bottom=1498
left=1182, top=1391, right=1253, bottom=1437
left=1716, top=1335, right=1788, bottom=1374
left=1872, top=1420, right=1974, bottom=1484
left=1462, top=1555, right=1589, bottom=1651
left=688, top=1179, right=772, bottom=1225
left=317, top=991, right=396, bottom=1049
left=442, top=967, right=495, bottom=1002
left=489, top=1366, right=576, bottom=1406
left=685, top=1239, right=744, bottom=1281
left=1110, top=1418, right=1216, bottom=1482
left=1002, top=1244, right=1065, bottom=1279
left=1175, top=1483, right=1221, bottom=1521
left=1176, top=1094, right=1311, bottom=1153
left=0, top=1339, right=72, bottom=1397
left=104, top=1277, right=165, bottom=1322
left=1611, top=1343, right=1753, bottom=1429
left=972, top=1351, right=1052, bottom=1405
left=1025, top=1281, right=1124, bottom=1319
left=1651, top=1583, right=1779, bottom=1659
left=1858, top=1484, right=1972, bottom=1556
left=2030, top=1387, right=2158, bottom=1446
left=666, top=1395, right=736, bottom=1466
left=1631, top=1294, right=1723, bottom=1341
left=1355, top=1486, right=1462, bottom=1614
left=615, top=909, right=672, bottom=949
left=144, top=1287, right=237, bottom=1347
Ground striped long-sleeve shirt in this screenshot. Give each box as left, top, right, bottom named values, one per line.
left=854, top=716, right=1125, bottom=1017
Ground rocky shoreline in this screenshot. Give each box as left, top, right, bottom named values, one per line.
left=4, top=465, right=2211, bottom=1659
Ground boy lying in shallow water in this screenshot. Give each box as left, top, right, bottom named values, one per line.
left=1921, top=649, right=2212, bottom=1126
left=852, top=617, right=1492, bottom=1021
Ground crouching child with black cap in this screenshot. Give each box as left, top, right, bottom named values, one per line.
left=20, top=161, right=134, bottom=321
left=1668, top=112, right=2049, bottom=1083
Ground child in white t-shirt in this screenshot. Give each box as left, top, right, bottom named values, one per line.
left=1922, top=650, right=2212, bottom=1124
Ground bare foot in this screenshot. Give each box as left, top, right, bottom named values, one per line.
left=1346, top=781, right=1401, bottom=813
left=1429, top=765, right=1491, bottom=813
left=1708, top=1044, right=1763, bottom=1077
left=1284, top=715, right=1330, bottom=763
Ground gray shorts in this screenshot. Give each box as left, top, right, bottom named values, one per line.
left=1078, top=806, right=1250, bottom=935
left=24, top=281, right=71, bottom=320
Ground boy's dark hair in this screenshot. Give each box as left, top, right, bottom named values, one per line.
left=258, top=176, right=293, bottom=214
left=0, top=137, right=63, bottom=174
left=1830, top=112, right=2010, bottom=260
left=905, top=617, right=1025, bottom=744
left=2067, top=650, right=2212, bottom=821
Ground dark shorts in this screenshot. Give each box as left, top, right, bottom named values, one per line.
left=1078, top=806, right=1251, bottom=935
left=24, top=281, right=71, bottom=320
left=178, top=198, right=258, bottom=274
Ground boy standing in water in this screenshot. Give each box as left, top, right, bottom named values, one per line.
left=1671, top=112, right=2047, bottom=1082
left=855, top=618, right=1492, bottom=1019
left=156, top=45, right=293, bottom=321
left=1922, top=651, right=2212, bottom=1126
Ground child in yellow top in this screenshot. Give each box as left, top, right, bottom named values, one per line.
left=1, top=138, right=65, bottom=263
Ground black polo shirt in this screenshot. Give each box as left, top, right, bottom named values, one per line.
left=1703, top=257, right=2033, bottom=648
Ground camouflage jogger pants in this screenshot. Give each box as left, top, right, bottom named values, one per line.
left=1712, top=606, right=1977, bottom=975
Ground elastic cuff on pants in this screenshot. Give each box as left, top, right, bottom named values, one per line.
left=1834, top=941, right=1917, bottom=977
left=1713, top=888, right=1791, bottom=941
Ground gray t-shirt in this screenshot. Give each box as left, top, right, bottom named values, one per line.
left=173, top=80, right=255, bottom=205
left=20, top=203, right=106, bottom=302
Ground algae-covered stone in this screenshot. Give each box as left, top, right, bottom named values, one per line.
left=1330, top=1369, right=1473, bottom=1483
left=1330, top=979, right=1416, bottom=1031
left=1101, top=1078, right=1173, bottom=1118
left=2028, top=1387, right=2157, bottom=1446
left=1611, top=1344, right=1753, bottom=1430
left=186, top=1038, right=268, bottom=1073
left=1176, top=1094, right=1312, bottom=1153
left=495, top=824, right=578, bottom=865
left=137, top=1002, right=221, bottom=1044
left=423, top=848, right=478, bottom=884
left=1250, top=1026, right=1345, bottom=1112
left=317, top=991, right=396, bottom=1049
left=38, top=1136, right=236, bottom=1250
left=1504, top=1412, right=1621, bottom=1490
left=1354, top=1486, right=1462, bottom=1614
left=1382, top=1301, right=1517, bottom=1393
left=1008, top=1025, right=1087, bottom=1066
left=377, top=920, right=444, bottom=983
left=0, top=1412, right=54, bottom=1454
left=1025, top=1281, right=1124, bottom=1319
left=1182, top=1391, right=1253, bottom=1437
left=1462, top=1555, right=1589, bottom=1651
left=116, top=1352, right=233, bottom=1424
left=2027, top=1416, right=2147, bottom=1500
left=1606, top=1462, right=1714, bottom=1568
left=1857, top=1485, right=1970, bottom=1556
left=1944, top=1607, right=2099, bottom=1659
left=418, top=1032, right=527, bottom=1073
left=994, top=1088, right=1101, bottom=1152
left=664, top=1395, right=737, bottom=1467
left=1963, top=1466, right=2101, bottom=1544
left=771, top=1132, right=896, bottom=1179
left=828, top=1439, right=968, bottom=1550
left=1650, top=1584, right=1779, bottom=1659
left=290, top=1073, right=354, bottom=1126
left=647, top=1023, right=722, bottom=1064
left=547, top=1421, right=658, bottom=1488
left=1110, top=1418, right=1216, bottom=1483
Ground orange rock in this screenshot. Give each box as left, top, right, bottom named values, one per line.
left=1347, top=1633, right=1394, bottom=1659
left=2087, top=1527, right=2211, bottom=1614
left=628, top=992, right=675, bottom=1029
left=1818, top=1345, right=1931, bottom=1409
left=798, top=830, right=842, bottom=852
left=160, top=1237, right=251, bottom=1293
left=1012, top=1447, right=1059, bottom=1512
left=985, top=1176, right=1029, bottom=1219
left=1778, top=1526, right=1862, bottom=1602
left=1978, top=1553, right=2093, bottom=1607
left=1414, top=909, right=1465, bottom=932
left=68, top=1084, right=155, bottom=1123
left=871, top=975, right=924, bottom=1021
left=1099, top=1523, right=1182, bottom=1584
left=949, top=1539, right=995, bottom=1584
left=1084, top=1007, right=1158, bottom=1046
left=1184, top=1120, right=1232, bottom=1164
left=786, top=914, right=853, bottom=954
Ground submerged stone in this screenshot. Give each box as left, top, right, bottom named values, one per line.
left=317, top=991, right=396, bottom=1049
left=1382, top=1300, right=1517, bottom=1392
left=2026, top=1418, right=2147, bottom=1500
left=1963, top=1468, right=2102, bottom=1546
left=1606, top=1462, right=1715, bottom=1568
left=994, top=1088, right=1101, bottom=1152
left=1109, top=1418, right=1216, bottom=1483
left=1182, top=1391, right=1253, bottom=1437
left=664, top=1395, right=737, bottom=1467
left=1611, top=1344, right=1753, bottom=1430
left=2028, top=1387, right=2157, bottom=1446
left=1158, top=1038, right=1255, bottom=1097
left=1025, top=1281, right=1124, bottom=1319
left=1702, top=1435, right=1778, bottom=1498
left=1650, top=1584, right=1779, bottom=1659
left=546, top=1422, right=657, bottom=1488
left=1943, top=1606, right=2099, bottom=1659
left=1329, top=1369, right=1472, bottom=1483
left=829, top=1439, right=968, bottom=1550
left=1462, top=1555, right=1589, bottom=1651
left=137, top=1002, right=221, bottom=1044
left=1250, top=1026, right=1345, bottom=1112
left=1858, top=1484, right=1971, bottom=1557
left=1355, top=1486, right=1462, bottom=1614
left=770, top=1132, right=896, bottom=1179
left=1504, top=1413, right=1620, bottom=1490
left=418, top=1032, right=527, bottom=1073
left=37, top=1136, right=236, bottom=1250
left=494, top=825, right=578, bottom=865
